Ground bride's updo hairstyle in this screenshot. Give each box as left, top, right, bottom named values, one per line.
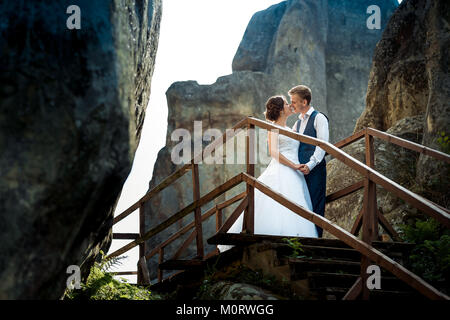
left=264, top=96, right=285, bottom=121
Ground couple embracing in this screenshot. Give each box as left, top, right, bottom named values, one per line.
left=218, top=85, right=329, bottom=252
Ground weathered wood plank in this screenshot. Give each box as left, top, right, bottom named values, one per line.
left=107, top=173, right=244, bottom=259
left=113, top=271, right=138, bottom=276
left=217, top=196, right=249, bottom=234
left=378, top=208, right=402, bottom=242
left=247, top=117, right=450, bottom=228
left=367, top=127, right=450, bottom=164
left=326, top=180, right=364, bottom=203
left=191, top=161, right=204, bottom=258
left=342, top=277, right=362, bottom=300
left=158, top=247, right=164, bottom=283
left=138, top=256, right=150, bottom=285
left=144, top=192, right=246, bottom=260
left=172, top=229, right=197, bottom=260
left=192, top=117, right=248, bottom=164
left=113, top=163, right=191, bottom=225
left=350, top=208, right=364, bottom=236
left=334, top=129, right=365, bottom=149
left=245, top=124, right=255, bottom=234
left=158, top=259, right=205, bottom=270
left=112, top=233, right=140, bottom=240
left=138, top=204, right=146, bottom=285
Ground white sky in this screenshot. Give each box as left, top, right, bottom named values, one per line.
left=108, top=0, right=403, bottom=283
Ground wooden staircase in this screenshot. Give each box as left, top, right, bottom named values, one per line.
left=150, top=233, right=424, bottom=300
left=108, top=116, right=450, bottom=300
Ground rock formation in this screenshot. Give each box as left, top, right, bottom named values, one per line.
left=144, top=0, right=397, bottom=279
left=0, top=0, right=161, bottom=299
left=326, top=0, right=449, bottom=237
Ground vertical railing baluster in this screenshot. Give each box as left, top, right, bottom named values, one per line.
left=158, top=247, right=164, bottom=283
left=137, top=203, right=146, bottom=285
left=361, top=129, right=378, bottom=299
left=191, top=161, right=204, bottom=258
left=244, top=123, right=255, bottom=234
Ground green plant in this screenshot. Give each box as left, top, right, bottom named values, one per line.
left=399, top=218, right=441, bottom=243
left=64, top=251, right=159, bottom=300
left=437, top=131, right=450, bottom=154
left=409, top=235, right=450, bottom=284
left=399, top=218, right=450, bottom=293
left=283, top=237, right=305, bottom=258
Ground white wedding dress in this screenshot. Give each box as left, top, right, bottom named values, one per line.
left=218, top=128, right=318, bottom=252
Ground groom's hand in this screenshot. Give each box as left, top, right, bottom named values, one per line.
left=299, top=164, right=310, bottom=175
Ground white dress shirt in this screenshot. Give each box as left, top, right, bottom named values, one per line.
left=292, top=106, right=329, bottom=171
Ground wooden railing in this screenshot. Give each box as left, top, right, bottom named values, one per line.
left=108, top=116, right=450, bottom=300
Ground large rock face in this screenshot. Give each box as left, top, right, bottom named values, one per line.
left=0, top=0, right=161, bottom=299
left=144, top=0, right=397, bottom=279
left=327, top=0, right=449, bottom=236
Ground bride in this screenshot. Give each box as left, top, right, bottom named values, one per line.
left=218, top=96, right=318, bottom=252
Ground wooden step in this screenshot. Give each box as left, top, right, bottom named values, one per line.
left=316, top=286, right=423, bottom=300
left=158, top=259, right=205, bottom=270
left=289, top=257, right=361, bottom=279
left=307, top=272, right=414, bottom=292
left=257, top=241, right=406, bottom=266
left=208, top=232, right=354, bottom=247
left=287, top=244, right=362, bottom=262
left=208, top=232, right=413, bottom=253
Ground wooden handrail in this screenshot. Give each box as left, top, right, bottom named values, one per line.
left=246, top=117, right=450, bottom=228
left=113, top=163, right=192, bottom=225
left=326, top=180, right=364, bottom=203
left=240, top=172, right=449, bottom=300
left=145, top=191, right=246, bottom=260
left=334, top=129, right=366, bottom=149
left=113, top=118, right=248, bottom=227
left=367, top=127, right=450, bottom=164
left=107, top=173, right=244, bottom=259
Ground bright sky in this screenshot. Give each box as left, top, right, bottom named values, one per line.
left=108, top=0, right=285, bottom=282
left=108, top=0, right=403, bottom=283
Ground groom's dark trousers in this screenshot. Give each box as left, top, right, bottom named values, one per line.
left=296, top=110, right=327, bottom=237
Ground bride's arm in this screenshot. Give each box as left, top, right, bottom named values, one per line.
left=268, top=131, right=301, bottom=170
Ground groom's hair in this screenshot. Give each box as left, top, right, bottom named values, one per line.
left=288, top=85, right=312, bottom=105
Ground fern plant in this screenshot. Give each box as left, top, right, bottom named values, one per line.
left=64, top=251, right=159, bottom=300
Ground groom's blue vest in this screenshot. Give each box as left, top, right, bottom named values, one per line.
left=296, top=110, right=327, bottom=237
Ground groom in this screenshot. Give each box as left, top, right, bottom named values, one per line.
left=289, top=85, right=329, bottom=238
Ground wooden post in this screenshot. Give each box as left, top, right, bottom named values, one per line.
left=137, top=204, right=146, bottom=285
left=361, top=130, right=378, bottom=299
left=363, top=132, right=378, bottom=244
left=191, top=161, right=204, bottom=259
left=138, top=256, right=150, bottom=285
left=158, top=247, right=164, bottom=283
left=215, top=207, right=222, bottom=232
left=342, top=277, right=363, bottom=300
left=244, top=124, right=255, bottom=234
